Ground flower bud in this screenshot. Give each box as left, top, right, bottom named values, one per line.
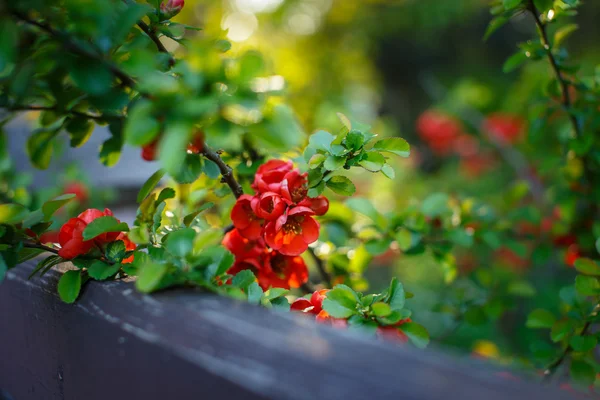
left=160, top=0, right=184, bottom=20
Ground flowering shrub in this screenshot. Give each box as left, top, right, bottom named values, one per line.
left=0, top=0, right=600, bottom=391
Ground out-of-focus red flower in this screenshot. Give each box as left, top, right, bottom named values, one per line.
left=251, top=192, right=286, bottom=221
left=483, top=113, right=524, bottom=144
left=315, top=310, right=348, bottom=328
left=291, top=289, right=329, bottom=314
left=298, top=195, right=329, bottom=216
left=453, top=134, right=480, bottom=158
left=64, top=182, right=89, bottom=203
left=565, top=244, right=580, bottom=267
left=223, top=228, right=266, bottom=261
left=252, top=159, right=293, bottom=194
left=554, top=234, right=577, bottom=247
left=416, top=110, right=463, bottom=155
left=264, top=206, right=320, bottom=256
left=231, top=195, right=264, bottom=240
left=459, top=153, right=496, bottom=177
left=39, top=230, right=60, bottom=245
left=160, top=0, right=184, bottom=19
left=187, top=131, right=205, bottom=154
left=376, top=318, right=412, bottom=343
left=281, top=170, right=309, bottom=204
left=495, top=247, right=529, bottom=271
left=58, top=208, right=124, bottom=259
left=141, top=139, right=159, bottom=161
left=256, top=250, right=309, bottom=290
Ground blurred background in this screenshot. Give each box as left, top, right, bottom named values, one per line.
left=6, top=0, right=600, bottom=373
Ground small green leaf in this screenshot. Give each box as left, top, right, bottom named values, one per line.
left=0, top=203, right=29, bottom=224
left=574, top=258, right=600, bottom=276
left=137, top=169, right=165, bottom=203
left=371, top=302, right=392, bottom=317
left=503, top=52, right=528, bottom=73
left=135, top=262, right=167, bottom=293
left=503, top=0, right=522, bottom=10
left=526, top=309, right=556, bottom=329
left=345, top=130, right=364, bottom=152
left=381, top=164, right=395, bottom=179
left=359, top=151, right=386, bottom=172
left=0, top=254, right=6, bottom=283
left=337, top=112, right=352, bottom=132
left=322, top=298, right=356, bottom=318
left=27, top=129, right=57, bottom=169
left=326, top=176, right=356, bottom=196
left=324, top=155, right=346, bottom=171
left=399, top=322, right=430, bottom=349
left=373, top=138, right=410, bottom=157
left=164, top=228, right=196, bottom=258
left=124, top=100, right=161, bottom=146
left=309, top=153, right=327, bottom=169
left=57, top=270, right=82, bottom=303
left=554, top=24, right=578, bottom=48
left=82, top=216, right=129, bottom=241
left=156, top=187, right=176, bottom=204
left=247, top=282, right=263, bottom=305
left=570, top=360, right=596, bottom=387
left=484, top=16, right=509, bottom=41
left=421, top=193, right=449, bottom=217
left=387, top=278, right=405, bottom=311
left=69, top=60, right=113, bottom=96
left=308, top=130, right=335, bottom=151
left=105, top=240, right=126, bottom=263
left=232, top=269, right=256, bottom=290
left=87, top=260, right=121, bottom=280
left=41, top=194, right=76, bottom=220
left=183, top=202, right=214, bottom=226
left=569, top=335, right=597, bottom=352
left=550, top=320, right=573, bottom=342
left=575, top=275, right=600, bottom=296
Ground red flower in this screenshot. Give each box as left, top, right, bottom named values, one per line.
left=58, top=208, right=124, bottom=259
left=298, top=195, right=329, bottom=216
left=376, top=318, right=411, bottom=343
left=264, top=206, right=320, bottom=256
left=64, top=182, right=89, bottom=203
left=416, top=110, right=463, bottom=155
left=187, top=131, right=205, bottom=154
left=251, top=192, right=286, bottom=221
left=252, top=159, right=293, bottom=194
left=315, top=310, right=348, bottom=328
left=281, top=170, right=308, bottom=204
left=231, top=195, right=264, bottom=240
left=256, top=250, right=309, bottom=290
left=117, top=233, right=137, bottom=264
left=291, top=289, right=328, bottom=314
left=483, top=113, right=524, bottom=144
left=141, top=139, right=159, bottom=161
left=222, top=228, right=266, bottom=261
left=565, top=244, right=580, bottom=267
left=39, top=230, right=60, bottom=245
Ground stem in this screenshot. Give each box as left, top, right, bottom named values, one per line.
left=200, top=143, right=244, bottom=199
left=23, top=242, right=59, bottom=255
left=527, top=1, right=580, bottom=138
left=136, top=20, right=176, bottom=67
left=11, top=10, right=136, bottom=88
left=307, top=247, right=332, bottom=287
left=543, top=303, right=600, bottom=380
left=6, top=104, right=112, bottom=121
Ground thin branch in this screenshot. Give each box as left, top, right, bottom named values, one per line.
left=23, top=242, right=60, bottom=255
left=11, top=10, right=136, bottom=88
left=307, top=247, right=332, bottom=287
left=136, top=20, right=175, bottom=67
left=200, top=143, right=244, bottom=199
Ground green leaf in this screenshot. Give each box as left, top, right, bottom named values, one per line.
left=421, top=193, right=449, bottom=217
left=183, top=202, right=214, bottom=226
left=503, top=0, right=522, bottom=10
left=326, top=176, right=356, bottom=196
left=526, top=309, right=556, bottom=329
left=507, top=281, right=536, bottom=297
left=550, top=320, right=574, bottom=342
left=309, top=130, right=335, bottom=151
left=156, top=187, right=176, bottom=204
left=324, top=154, right=346, bottom=171
left=570, top=360, right=596, bottom=387
left=159, top=123, right=192, bottom=177
left=172, top=154, right=203, bottom=184
left=57, top=270, right=82, bottom=303
left=69, top=59, right=113, bottom=96
left=569, top=335, right=597, bottom=353
left=42, top=194, right=76, bottom=220
left=135, top=262, right=167, bottom=293
left=373, top=138, right=410, bottom=157
left=0, top=254, right=6, bottom=283
left=322, top=286, right=359, bottom=318
left=29, top=255, right=63, bottom=279
left=533, top=0, right=553, bottom=11
left=262, top=287, right=289, bottom=301
left=399, top=322, right=430, bottom=349
left=66, top=117, right=94, bottom=148
left=387, top=277, right=405, bottom=311
left=87, top=260, right=121, bottom=280
left=371, top=302, right=392, bottom=317
left=247, top=282, right=263, bottom=305
left=359, top=151, right=386, bottom=172
left=346, top=198, right=384, bottom=226
left=337, top=112, right=352, bottom=133
left=503, top=52, right=528, bottom=73
left=82, top=216, right=129, bottom=241
left=124, top=100, right=161, bottom=146
left=105, top=240, right=126, bottom=263
left=0, top=203, right=29, bottom=224
left=309, top=153, right=327, bottom=169
left=164, top=228, right=196, bottom=258
left=554, top=24, right=578, bottom=48
left=27, top=129, right=57, bottom=169
left=137, top=169, right=165, bottom=203
left=232, top=269, right=256, bottom=290
left=345, top=130, right=364, bottom=152
left=574, top=258, right=600, bottom=276
left=484, top=16, right=509, bottom=41
left=322, top=298, right=356, bottom=318
left=575, top=275, right=600, bottom=296
left=381, top=164, right=395, bottom=179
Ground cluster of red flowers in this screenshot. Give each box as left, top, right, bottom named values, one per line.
left=290, top=289, right=347, bottom=328
left=223, top=160, right=329, bottom=290
left=141, top=131, right=204, bottom=162
left=416, top=110, right=525, bottom=177
left=54, top=208, right=135, bottom=262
